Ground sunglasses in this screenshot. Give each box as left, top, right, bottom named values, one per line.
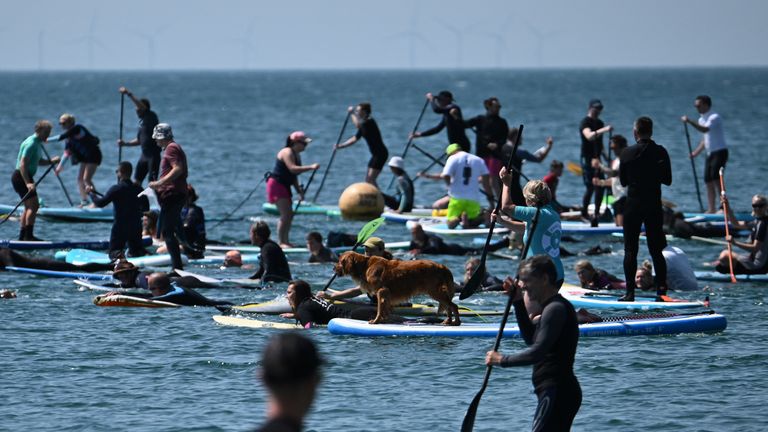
left=752, top=203, right=766, bottom=209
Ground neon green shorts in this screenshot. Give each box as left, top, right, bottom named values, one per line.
left=447, top=197, right=482, bottom=220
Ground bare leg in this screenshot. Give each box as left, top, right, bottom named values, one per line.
left=77, top=164, right=88, bottom=202
left=81, top=163, right=98, bottom=202
left=275, top=198, right=294, bottom=247
left=365, top=167, right=381, bottom=189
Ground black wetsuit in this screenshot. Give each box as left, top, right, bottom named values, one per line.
left=250, top=239, right=292, bottom=283
left=355, top=117, right=389, bottom=170
left=128, top=285, right=232, bottom=306
left=308, top=246, right=338, bottom=263
left=382, top=174, right=414, bottom=213
left=620, top=138, right=672, bottom=296
left=181, top=204, right=206, bottom=258
left=579, top=116, right=606, bottom=216
left=501, top=295, right=581, bottom=432
left=134, top=109, right=160, bottom=184
left=295, top=296, right=376, bottom=327
left=410, top=233, right=475, bottom=256
left=464, top=113, right=509, bottom=159
left=119, top=271, right=219, bottom=290
left=420, top=100, right=471, bottom=152
left=456, top=271, right=503, bottom=294
left=57, top=124, right=102, bottom=165
left=253, top=416, right=301, bottom=432
left=501, top=147, right=543, bottom=206
left=0, top=248, right=113, bottom=272
left=90, top=179, right=149, bottom=259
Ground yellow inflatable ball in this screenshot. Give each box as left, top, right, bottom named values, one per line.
left=338, top=182, right=384, bottom=220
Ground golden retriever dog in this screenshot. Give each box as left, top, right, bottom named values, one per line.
left=334, top=252, right=461, bottom=325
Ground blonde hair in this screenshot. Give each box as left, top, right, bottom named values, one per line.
left=59, top=113, right=75, bottom=126
left=636, top=260, right=654, bottom=289
left=574, top=260, right=595, bottom=273
left=34, top=120, right=53, bottom=135
left=523, top=180, right=552, bottom=207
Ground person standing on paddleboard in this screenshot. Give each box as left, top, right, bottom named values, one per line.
left=11, top=120, right=60, bottom=241
left=485, top=255, right=581, bottom=432
left=53, top=113, right=102, bottom=207
left=591, top=134, right=629, bottom=226
left=619, top=116, right=672, bottom=301
left=266, top=131, right=320, bottom=248
left=682, top=95, right=729, bottom=214
left=410, top=91, right=472, bottom=153
left=336, top=103, right=389, bottom=188
left=148, top=123, right=188, bottom=271
left=579, top=98, right=613, bottom=226
left=87, top=161, right=149, bottom=260
left=117, top=87, right=160, bottom=185
left=463, top=97, right=509, bottom=200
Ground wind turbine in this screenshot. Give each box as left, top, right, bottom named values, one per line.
left=72, top=14, right=106, bottom=69
left=136, top=27, right=167, bottom=70
left=434, top=18, right=463, bottom=69
left=38, top=30, right=44, bottom=70
left=524, top=20, right=561, bottom=68
left=232, top=18, right=258, bottom=70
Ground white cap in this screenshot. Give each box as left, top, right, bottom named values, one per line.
left=388, top=156, right=405, bottom=169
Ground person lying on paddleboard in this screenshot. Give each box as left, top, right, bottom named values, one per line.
left=407, top=222, right=508, bottom=256
left=714, top=194, right=768, bottom=275
left=0, top=247, right=113, bottom=273
left=456, top=257, right=503, bottom=293
left=248, top=221, right=292, bottom=283
left=574, top=260, right=625, bottom=291
left=111, top=260, right=219, bottom=290
left=106, top=272, right=232, bottom=307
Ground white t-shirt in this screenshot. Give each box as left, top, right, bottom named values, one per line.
left=441, top=151, right=489, bottom=201
left=610, top=159, right=626, bottom=198
left=663, top=245, right=698, bottom=291
left=698, top=111, right=727, bottom=154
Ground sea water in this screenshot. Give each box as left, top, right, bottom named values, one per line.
left=1, top=69, right=767, bottom=431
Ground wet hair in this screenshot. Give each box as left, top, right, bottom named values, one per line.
left=634, top=116, right=653, bottom=138
left=186, top=184, right=198, bottom=203
left=35, top=120, right=53, bottom=135
left=306, top=231, right=322, bottom=243
left=143, top=210, right=159, bottom=229
left=518, top=255, right=558, bottom=285
left=465, top=257, right=481, bottom=270
left=574, top=260, right=596, bottom=274
left=636, top=261, right=654, bottom=289
left=148, top=272, right=171, bottom=291
left=522, top=180, right=552, bottom=207
left=118, top=161, right=133, bottom=177
left=752, top=194, right=767, bottom=206
left=252, top=221, right=271, bottom=240
left=610, top=134, right=628, bottom=149
left=289, top=279, right=312, bottom=306
left=140, top=98, right=151, bottom=110
left=112, top=259, right=138, bottom=276
left=483, top=97, right=499, bottom=110
left=358, top=103, right=371, bottom=116
left=261, top=332, right=323, bottom=392
left=550, top=159, right=564, bottom=170
left=695, top=95, right=712, bottom=107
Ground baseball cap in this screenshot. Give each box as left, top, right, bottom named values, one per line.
left=589, top=99, right=604, bottom=109
left=362, top=236, right=384, bottom=249
left=289, top=131, right=312, bottom=144
left=152, top=123, right=173, bottom=140
left=387, top=156, right=405, bottom=169
left=445, top=143, right=462, bottom=155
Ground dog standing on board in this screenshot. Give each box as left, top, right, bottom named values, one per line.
left=334, top=252, right=461, bottom=325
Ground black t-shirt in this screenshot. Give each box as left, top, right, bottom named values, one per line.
left=421, top=100, right=471, bottom=151
left=355, top=118, right=388, bottom=156
left=465, top=114, right=509, bottom=159
left=91, top=179, right=149, bottom=227
left=138, top=109, right=160, bottom=157
left=579, top=116, right=604, bottom=161
left=619, top=138, right=672, bottom=205
left=296, top=297, right=351, bottom=326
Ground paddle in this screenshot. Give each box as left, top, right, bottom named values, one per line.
left=0, top=164, right=56, bottom=225
left=690, top=235, right=729, bottom=246
left=295, top=168, right=318, bottom=213
left=566, top=161, right=583, bottom=176
left=209, top=172, right=270, bottom=230
left=684, top=123, right=705, bottom=212
left=40, top=146, right=74, bottom=206
left=412, top=153, right=447, bottom=184
left=460, top=208, right=540, bottom=432
left=719, top=167, right=737, bottom=283
left=312, top=111, right=351, bottom=203
left=460, top=124, right=524, bottom=301
left=387, top=98, right=430, bottom=191
left=118, top=93, right=125, bottom=162
left=321, top=217, right=385, bottom=291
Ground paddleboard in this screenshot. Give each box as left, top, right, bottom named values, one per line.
left=262, top=202, right=339, bottom=216
left=694, top=271, right=768, bottom=282
left=418, top=222, right=509, bottom=236
left=93, top=294, right=180, bottom=308
left=4, top=266, right=115, bottom=281
left=561, top=292, right=705, bottom=310
left=212, top=315, right=304, bottom=329
left=232, top=298, right=505, bottom=317
left=0, top=236, right=151, bottom=251
left=56, top=249, right=189, bottom=267
left=382, top=209, right=445, bottom=224
left=173, top=268, right=264, bottom=288
left=0, top=204, right=162, bottom=222
left=327, top=312, right=727, bottom=338
left=683, top=212, right=752, bottom=222
left=204, top=241, right=412, bottom=255
left=187, top=254, right=260, bottom=266
left=73, top=279, right=121, bottom=292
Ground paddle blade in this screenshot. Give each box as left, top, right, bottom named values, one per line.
left=460, top=261, right=486, bottom=300
left=356, top=217, right=385, bottom=245
left=461, top=388, right=485, bottom=432
left=566, top=161, right=583, bottom=176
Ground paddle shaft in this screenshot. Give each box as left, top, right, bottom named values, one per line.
left=41, top=146, right=75, bottom=206
left=412, top=153, right=447, bottom=184
left=461, top=209, right=540, bottom=432
left=719, top=168, right=737, bottom=283
left=295, top=168, right=318, bottom=212
left=0, top=164, right=56, bottom=225
left=209, top=172, right=270, bottom=230
left=684, top=123, right=705, bottom=212
left=459, top=124, right=524, bottom=300
left=118, top=93, right=125, bottom=162
left=312, top=111, right=351, bottom=203
left=387, top=98, right=430, bottom=191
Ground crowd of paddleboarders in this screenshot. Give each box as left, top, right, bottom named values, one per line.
left=4, top=86, right=761, bottom=431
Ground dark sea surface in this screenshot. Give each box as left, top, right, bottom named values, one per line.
left=1, top=69, right=767, bottom=431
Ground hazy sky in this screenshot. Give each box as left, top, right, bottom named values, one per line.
left=2, top=0, right=767, bottom=70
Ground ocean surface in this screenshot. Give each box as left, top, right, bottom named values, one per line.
left=1, top=69, right=767, bottom=431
